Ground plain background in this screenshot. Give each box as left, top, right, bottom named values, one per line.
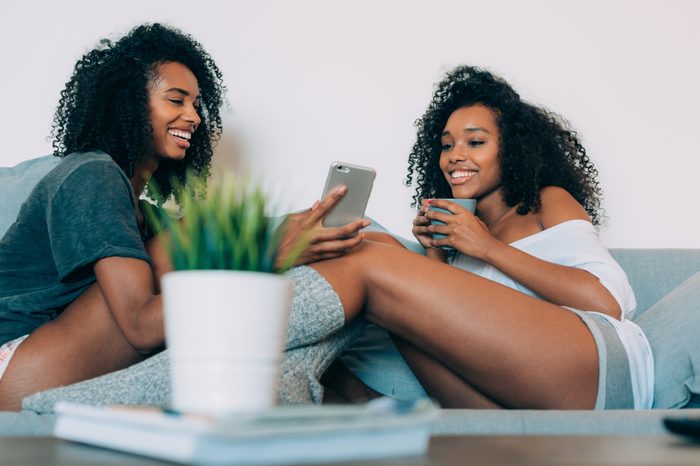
left=2, top=0, right=698, bottom=247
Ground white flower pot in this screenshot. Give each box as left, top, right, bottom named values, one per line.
left=162, top=270, right=292, bottom=414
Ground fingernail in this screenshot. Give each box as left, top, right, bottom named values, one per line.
left=311, top=200, right=320, bottom=210
left=426, top=199, right=433, bottom=205
left=363, top=220, right=371, bottom=226
left=334, top=185, right=348, bottom=195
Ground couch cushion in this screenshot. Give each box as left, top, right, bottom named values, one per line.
left=610, top=249, right=700, bottom=316
left=0, top=155, right=59, bottom=237
left=635, top=271, right=700, bottom=408
left=0, top=411, right=56, bottom=436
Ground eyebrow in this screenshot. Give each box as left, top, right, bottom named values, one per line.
left=164, top=87, right=200, bottom=99
left=441, top=127, right=490, bottom=136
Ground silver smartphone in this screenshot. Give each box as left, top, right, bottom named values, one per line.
left=321, top=161, right=376, bottom=228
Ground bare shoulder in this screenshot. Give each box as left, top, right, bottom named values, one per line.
left=538, top=186, right=591, bottom=229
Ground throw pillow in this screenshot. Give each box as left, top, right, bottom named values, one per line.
left=0, top=155, right=58, bottom=237
left=635, top=271, right=700, bottom=409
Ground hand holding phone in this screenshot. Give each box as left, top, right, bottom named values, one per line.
left=321, top=162, right=376, bottom=228
left=276, top=167, right=373, bottom=267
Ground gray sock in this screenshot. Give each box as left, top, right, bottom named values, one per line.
left=22, top=266, right=361, bottom=413
left=22, top=351, right=172, bottom=414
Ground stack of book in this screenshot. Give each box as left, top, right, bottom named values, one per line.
left=53, top=397, right=437, bottom=465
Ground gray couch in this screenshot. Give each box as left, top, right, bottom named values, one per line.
left=1, top=156, right=699, bottom=437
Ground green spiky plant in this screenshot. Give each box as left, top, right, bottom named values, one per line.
left=145, top=172, right=306, bottom=274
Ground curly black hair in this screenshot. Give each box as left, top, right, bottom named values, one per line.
left=406, top=65, right=603, bottom=225
left=51, top=23, right=226, bottom=204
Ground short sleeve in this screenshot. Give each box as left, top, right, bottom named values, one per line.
left=47, top=161, right=151, bottom=281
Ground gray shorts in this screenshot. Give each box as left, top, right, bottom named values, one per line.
left=564, top=307, right=634, bottom=409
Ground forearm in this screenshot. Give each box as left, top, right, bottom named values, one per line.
left=146, top=232, right=174, bottom=290
left=484, top=242, right=621, bottom=317
left=126, top=294, right=166, bottom=351
left=95, top=257, right=167, bottom=352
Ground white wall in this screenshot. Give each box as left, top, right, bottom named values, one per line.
left=2, top=0, right=698, bottom=247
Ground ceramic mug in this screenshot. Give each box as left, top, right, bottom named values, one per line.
left=429, top=198, right=477, bottom=249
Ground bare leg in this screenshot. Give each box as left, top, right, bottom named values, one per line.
left=0, top=283, right=144, bottom=410
left=393, top=335, right=501, bottom=408
left=311, top=240, right=598, bottom=409
left=321, top=359, right=382, bottom=404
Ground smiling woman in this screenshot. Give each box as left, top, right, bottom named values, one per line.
left=305, top=65, right=653, bottom=411
left=0, top=24, right=226, bottom=410
left=0, top=22, right=372, bottom=411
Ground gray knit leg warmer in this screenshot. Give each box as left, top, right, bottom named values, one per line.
left=22, top=266, right=362, bottom=413
left=22, top=351, right=172, bottom=413
left=279, top=266, right=366, bottom=403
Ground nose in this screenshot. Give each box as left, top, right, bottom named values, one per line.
left=184, top=103, right=202, bottom=130
left=449, top=141, right=469, bottom=162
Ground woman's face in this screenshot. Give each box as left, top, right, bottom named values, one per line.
left=147, top=61, right=202, bottom=161
left=439, top=104, right=501, bottom=200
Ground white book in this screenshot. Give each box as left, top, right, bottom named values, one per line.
left=53, top=398, right=436, bottom=465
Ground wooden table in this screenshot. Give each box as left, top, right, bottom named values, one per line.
left=1, top=435, right=699, bottom=465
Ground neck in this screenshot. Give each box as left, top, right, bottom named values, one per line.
left=475, top=188, right=512, bottom=228
left=130, top=158, right=159, bottom=197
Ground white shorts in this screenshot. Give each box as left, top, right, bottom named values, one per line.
left=0, top=335, right=29, bottom=382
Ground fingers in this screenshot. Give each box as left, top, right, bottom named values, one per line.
left=295, top=233, right=366, bottom=265
left=310, top=233, right=365, bottom=254
left=426, top=198, right=473, bottom=215
left=310, top=219, right=370, bottom=243
left=307, top=185, right=348, bottom=224
left=423, top=208, right=451, bottom=225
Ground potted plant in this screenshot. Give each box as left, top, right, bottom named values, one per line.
left=148, top=173, right=306, bottom=414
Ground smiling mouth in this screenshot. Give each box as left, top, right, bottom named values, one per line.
left=449, top=170, right=477, bottom=184
left=168, top=129, right=192, bottom=141
left=168, top=129, right=192, bottom=150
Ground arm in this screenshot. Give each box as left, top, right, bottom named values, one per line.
left=483, top=243, right=622, bottom=318
left=429, top=188, right=622, bottom=318
left=47, top=163, right=168, bottom=351
left=94, top=256, right=164, bottom=351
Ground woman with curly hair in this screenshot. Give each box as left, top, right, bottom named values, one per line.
left=312, top=65, right=653, bottom=409
left=0, top=23, right=367, bottom=410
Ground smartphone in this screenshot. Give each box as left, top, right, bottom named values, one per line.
left=321, top=162, right=376, bottom=228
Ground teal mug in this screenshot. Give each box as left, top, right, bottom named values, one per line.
left=429, top=198, right=477, bottom=249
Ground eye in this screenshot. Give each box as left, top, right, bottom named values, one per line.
left=468, top=140, right=485, bottom=147
left=441, top=142, right=453, bottom=151
left=169, top=98, right=184, bottom=105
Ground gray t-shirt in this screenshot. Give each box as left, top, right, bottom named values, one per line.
left=0, top=151, right=152, bottom=345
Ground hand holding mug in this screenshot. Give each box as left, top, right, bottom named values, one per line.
left=425, top=198, right=497, bottom=258
left=411, top=200, right=437, bottom=249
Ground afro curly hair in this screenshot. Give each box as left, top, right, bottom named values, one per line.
left=51, top=23, right=226, bottom=204
left=406, top=65, right=603, bottom=226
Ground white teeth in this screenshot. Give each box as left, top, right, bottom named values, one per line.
left=451, top=170, right=476, bottom=179
left=168, top=129, right=192, bottom=140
